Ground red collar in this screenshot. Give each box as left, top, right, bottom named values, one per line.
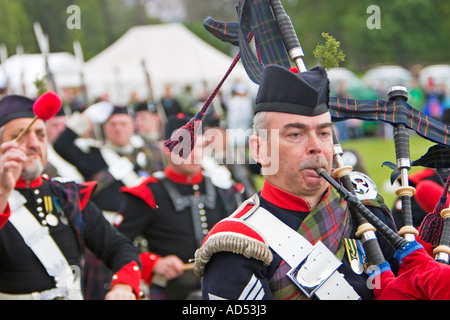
left=261, top=180, right=329, bottom=212
left=15, top=176, right=44, bottom=189
left=164, top=166, right=203, bottom=185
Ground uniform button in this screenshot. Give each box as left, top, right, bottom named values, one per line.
left=36, top=198, right=43, bottom=204
left=112, top=274, right=118, bottom=280
left=202, top=229, right=209, bottom=235
left=37, top=207, right=43, bottom=212
left=193, top=185, right=199, bottom=191
left=200, top=216, right=207, bottom=222
left=199, top=209, right=206, bottom=215
left=198, top=203, right=204, bottom=209
left=34, top=189, right=40, bottom=195
left=133, top=266, right=139, bottom=271
left=201, top=222, right=208, bottom=228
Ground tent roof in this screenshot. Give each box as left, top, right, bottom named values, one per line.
left=84, top=23, right=255, bottom=104
left=2, top=52, right=82, bottom=97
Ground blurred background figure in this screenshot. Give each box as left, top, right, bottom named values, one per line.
left=202, top=113, right=257, bottom=199
left=160, top=84, right=183, bottom=117
left=54, top=102, right=166, bottom=299
left=133, top=100, right=162, bottom=143
left=116, top=114, right=244, bottom=299
left=44, top=105, right=84, bottom=182
left=224, top=81, right=253, bottom=164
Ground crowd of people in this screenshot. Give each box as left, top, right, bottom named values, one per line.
left=0, top=62, right=449, bottom=301
left=0, top=78, right=260, bottom=300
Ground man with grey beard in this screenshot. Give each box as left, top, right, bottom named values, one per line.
left=194, top=65, right=399, bottom=300
left=0, top=94, right=141, bottom=300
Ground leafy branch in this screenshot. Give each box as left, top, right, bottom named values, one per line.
left=313, top=32, right=345, bottom=70
left=33, top=75, right=48, bottom=97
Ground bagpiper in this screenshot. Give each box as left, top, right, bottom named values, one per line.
left=194, top=65, right=399, bottom=300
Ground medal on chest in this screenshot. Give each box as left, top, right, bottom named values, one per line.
left=344, top=238, right=367, bottom=275
left=43, top=195, right=59, bottom=227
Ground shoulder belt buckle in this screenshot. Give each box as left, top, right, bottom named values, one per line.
left=287, top=241, right=342, bottom=298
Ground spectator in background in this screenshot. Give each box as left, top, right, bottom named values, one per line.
left=161, top=84, right=183, bottom=118
left=44, top=106, right=84, bottom=182
left=133, top=100, right=162, bottom=143
left=176, top=85, right=197, bottom=116
left=225, top=81, right=253, bottom=163
left=423, top=91, right=444, bottom=120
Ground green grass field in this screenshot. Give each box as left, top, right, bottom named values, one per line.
left=341, top=132, right=435, bottom=208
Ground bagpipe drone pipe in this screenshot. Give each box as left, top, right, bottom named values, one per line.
left=163, top=0, right=450, bottom=299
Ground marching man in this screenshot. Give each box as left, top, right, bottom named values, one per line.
left=0, top=94, right=141, bottom=300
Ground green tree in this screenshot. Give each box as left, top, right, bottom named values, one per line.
left=0, top=0, right=35, bottom=55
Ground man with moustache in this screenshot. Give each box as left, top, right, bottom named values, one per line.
left=0, top=95, right=141, bottom=300
left=194, top=65, right=398, bottom=300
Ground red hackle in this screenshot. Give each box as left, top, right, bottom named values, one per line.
left=164, top=33, right=256, bottom=158
left=164, top=51, right=242, bottom=158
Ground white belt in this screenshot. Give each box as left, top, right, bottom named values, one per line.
left=0, top=284, right=81, bottom=300
left=100, top=146, right=141, bottom=187
left=7, top=190, right=83, bottom=300
left=244, top=207, right=360, bottom=300
left=102, top=210, right=118, bottom=225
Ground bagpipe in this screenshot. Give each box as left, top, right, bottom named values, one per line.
left=163, top=0, right=450, bottom=299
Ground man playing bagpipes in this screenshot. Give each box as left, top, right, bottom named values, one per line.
left=160, top=0, right=450, bottom=300
left=194, top=63, right=399, bottom=300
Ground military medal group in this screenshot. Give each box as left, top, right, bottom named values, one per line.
left=39, top=193, right=64, bottom=227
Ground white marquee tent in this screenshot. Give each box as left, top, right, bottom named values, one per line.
left=1, top=52, right=84, bottom=98
left=84, top=23, right=256, bottom=104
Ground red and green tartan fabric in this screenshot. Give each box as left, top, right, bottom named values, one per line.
left=297, top=187, right=351, bottom=260
left=329, top=97, right=450, bottom=147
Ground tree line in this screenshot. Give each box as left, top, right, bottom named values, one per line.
left=0, top=0, right=448, bottom=73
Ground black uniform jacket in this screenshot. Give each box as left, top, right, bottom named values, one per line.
left=54, top=128, right=164, bottom=212
left=117, top=166, right=242, bottom=263
left=201, top=181, right=399, bottom=300
left=0, top=176, right=139, bottom=294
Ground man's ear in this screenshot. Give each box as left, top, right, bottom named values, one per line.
left=249, top=131, right=279, bottom=176
left=249, top=134, right=261, bottom=164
